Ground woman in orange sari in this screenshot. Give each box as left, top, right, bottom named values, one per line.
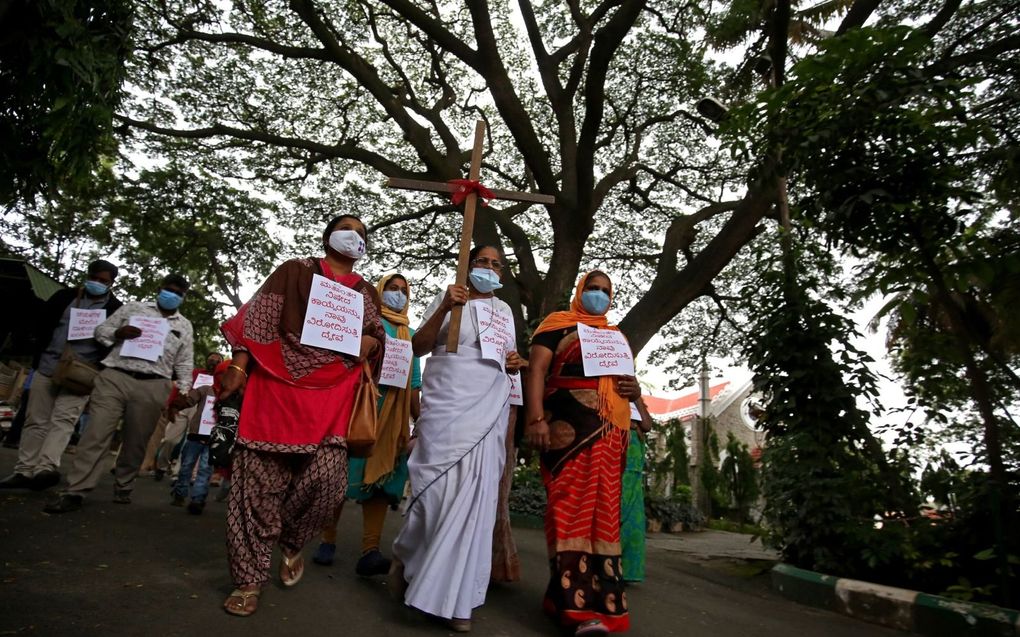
left=525, top=271, right=640, bottom=635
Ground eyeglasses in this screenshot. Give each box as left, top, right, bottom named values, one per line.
left=471, top=257, right=503, bottom=272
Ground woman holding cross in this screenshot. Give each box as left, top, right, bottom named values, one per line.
left=390, top=244, right=525, bottom=633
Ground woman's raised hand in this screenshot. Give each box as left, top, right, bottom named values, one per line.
left=441, top=284, right=469, bottom=311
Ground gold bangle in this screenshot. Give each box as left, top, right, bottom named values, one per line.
left=228, top=364, right=248, bottom=377
left=527, top=417, right=546, bottom=427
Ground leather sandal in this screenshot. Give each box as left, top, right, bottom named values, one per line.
left=280, top=551, right=304, bottom=587
left=223, top=587, right=260, bottom=617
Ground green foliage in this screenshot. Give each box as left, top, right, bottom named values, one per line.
left=647, top=417, right=690, bottom=496
left=699, top=428, right=725, bottom=517
left=722, top=17, right=1020, bottom=606
left=900, top=456, right=1020, bottom=606
left=508, top=455, right=547, bottom=520
left=0, top=0, right=132, bottom=205
left=720, top=432, right=760, bottom=524
left=645, top=493, right=705, bottom=531
left=742, top=242, right=915, bottom=578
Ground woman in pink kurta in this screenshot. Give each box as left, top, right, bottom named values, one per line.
left=218, top=215, right=385, bottom=617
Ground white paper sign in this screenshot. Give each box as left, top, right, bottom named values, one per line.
left=379, top=335, right=413, bottom=389
left=120, top=316, right=170, bottom=362
left=67, top=308, right=106, bottom=341
left=300, top=274, right=364, bottom=357
left=197, top=395, right=217, bottom=436
left=474, top=301, right=515, bottom=371
left=629, top=402, right=641, bottom=421
left=576, top=322, right=635, bottom=377
left=509, top=373, right=524, bottom=406
left=193, top=373, right=214, bottom=388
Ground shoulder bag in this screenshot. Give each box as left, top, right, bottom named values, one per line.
left=346, top=362, right=379, bottom=458
left=51, top=346, right=100, bottom=395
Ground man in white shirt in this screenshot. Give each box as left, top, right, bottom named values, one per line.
left=44, top=274, right=195, bottom=514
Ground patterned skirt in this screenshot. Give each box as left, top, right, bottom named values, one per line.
left=541, top=427, right=630, bottom=632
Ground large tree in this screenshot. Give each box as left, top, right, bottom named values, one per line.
left=10, top=1, right=1017, bottom=374
left=118, top=0, right=766, bottom=353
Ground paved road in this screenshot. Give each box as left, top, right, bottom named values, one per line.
left=0, top=447, right=910, bottom=636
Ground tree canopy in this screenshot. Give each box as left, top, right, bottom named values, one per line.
left=0, top=0, right=132, bottom=206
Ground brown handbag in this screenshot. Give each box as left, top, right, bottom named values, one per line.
left=346, top=362, right=379, bottom=458
left=50, top=346, right=100, bottom=395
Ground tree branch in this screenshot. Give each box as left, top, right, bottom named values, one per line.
left=373, top=0, right=480, bottom=68
left=162, top=28, right=330, bottom=61
left=288, top=0, right=449, bottom=173
left=835, top=0, right=881, bottom=36
left=114, top=114, right=406, bottom=177
left=922, top=0, right=962, bottom=39
left=576, top=0, right=646, bottom=209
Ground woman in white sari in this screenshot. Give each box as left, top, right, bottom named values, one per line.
left=390, top=245, right=525, bottom=633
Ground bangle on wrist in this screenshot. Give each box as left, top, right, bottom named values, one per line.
left=228, top=364, right=248, bottom=378
left=527, top=417, right=546, bottom=427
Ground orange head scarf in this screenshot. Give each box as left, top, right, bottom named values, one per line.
left=533, top=271, right=631, bottom=432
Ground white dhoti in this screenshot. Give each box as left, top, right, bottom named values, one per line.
left=392, top=346, right=510, bottom=620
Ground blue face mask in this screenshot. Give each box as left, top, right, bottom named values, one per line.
left=468, top=267, right=503, bottom=293
left=157, top=289, right=184, bottom=311
left=84, top=280, right=109, bottom=296
left=581, top=290, right=611, bottom=315
left=382, top=290, right=407, bottom=312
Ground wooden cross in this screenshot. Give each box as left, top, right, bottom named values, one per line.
left=386, top=119, right=555, bottom=353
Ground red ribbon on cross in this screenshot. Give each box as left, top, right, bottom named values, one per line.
left=448, top=179, right=495, bottom=207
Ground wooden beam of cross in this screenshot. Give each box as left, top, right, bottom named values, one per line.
left=386, top=119, right=555, bottom=353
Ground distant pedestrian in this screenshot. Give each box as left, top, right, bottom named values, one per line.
left=621, top=400, right=653, bottom=583
left=155, top=352, right=224, bottom=482
left=170, top=358, right=232, bottom=514
left=43, top=274, right=194, bottom=513
left=0, top=260, right=122, bottom=491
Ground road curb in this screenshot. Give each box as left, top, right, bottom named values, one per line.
left=771, top=563, right=1019, bottom=636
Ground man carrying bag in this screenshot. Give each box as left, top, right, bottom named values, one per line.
left=0, top=260, right=122, bottom=490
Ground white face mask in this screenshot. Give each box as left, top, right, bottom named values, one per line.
left=328, top=229, right=366, bottom=260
